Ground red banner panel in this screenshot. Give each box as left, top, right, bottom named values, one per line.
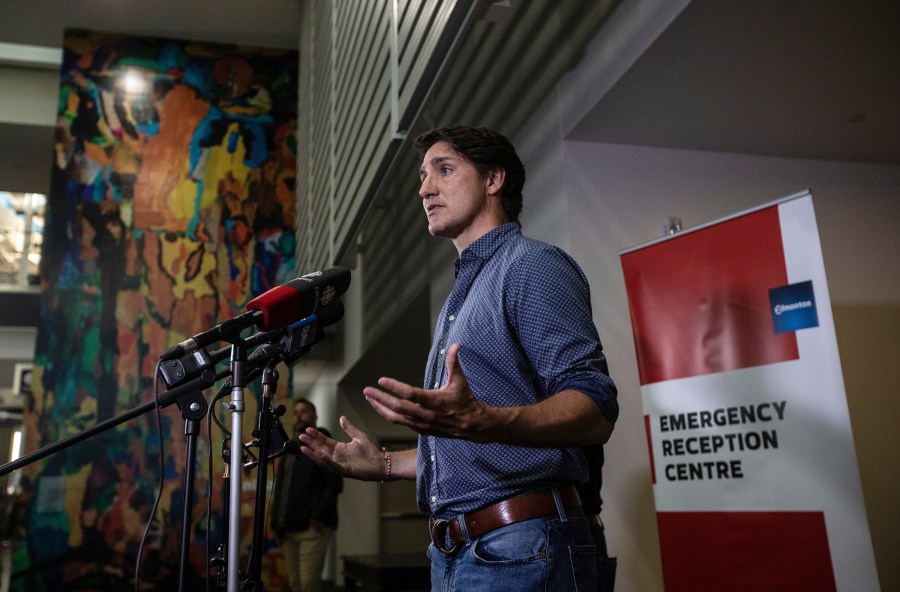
left=657, top=511, right=836, bottom=592
left=621, top=206, right=800, bottom=385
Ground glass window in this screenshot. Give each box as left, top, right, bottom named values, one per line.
left=0, top=192, right=45, bottom=289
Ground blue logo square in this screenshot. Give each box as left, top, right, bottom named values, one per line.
left=769, top=280, right=819, bottom=334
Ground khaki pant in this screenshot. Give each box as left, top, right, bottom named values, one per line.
left=281, top=527, right=331, bottom=592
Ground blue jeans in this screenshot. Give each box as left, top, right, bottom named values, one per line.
left=427, top=506, right=598, bottom=592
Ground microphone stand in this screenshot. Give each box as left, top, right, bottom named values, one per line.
left=0, top=369, right=219, bottom=478
left=208, top=362, right=270, bottom=592
left=175, top=382, right=210, bottom=592
left=210, top=438, right=231, bottom=592
left=242, top=360, right=281, bottom=591
left=0, top=312, right=339, bottom=591
left=0, top=369, right=220, bottom=592
left=226, top=341, right=247, bottom=592
left=230, top=333, right=323, bottom=591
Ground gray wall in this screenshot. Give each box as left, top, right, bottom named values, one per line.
left=517, top=136, right=899, bottom=591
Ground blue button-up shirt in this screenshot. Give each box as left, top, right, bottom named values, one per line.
left=417, top=223, right=618, bottom=518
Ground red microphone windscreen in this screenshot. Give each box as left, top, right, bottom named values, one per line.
left=246, top=285, right=302, bottom=330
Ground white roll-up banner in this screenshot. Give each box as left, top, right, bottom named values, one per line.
left=620, top=191, right=879, bottom=591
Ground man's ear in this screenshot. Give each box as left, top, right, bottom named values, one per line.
left=486, top=168, right=506, bottom=196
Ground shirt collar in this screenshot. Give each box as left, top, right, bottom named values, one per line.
left=454, top=222, right=520, bottom=275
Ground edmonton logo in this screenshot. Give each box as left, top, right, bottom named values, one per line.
left=768, top=280, right=819, bottom=334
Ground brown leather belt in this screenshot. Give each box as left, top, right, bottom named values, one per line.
left=428, top=485, right=582, bottom=555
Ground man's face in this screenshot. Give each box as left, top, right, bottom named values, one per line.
left=293, top=402, right=316, bottom=429
left=418, top=141, right=500, bottom=245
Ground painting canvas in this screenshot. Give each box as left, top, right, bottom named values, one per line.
left=16, top=29, right=298, bottom=590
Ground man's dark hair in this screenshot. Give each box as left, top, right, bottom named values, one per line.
left=414, top=126, right=526, bottom=222
left=293, top=397, right=316, bottom=414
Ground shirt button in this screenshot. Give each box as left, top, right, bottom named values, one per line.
left=430, top=454, right=435, bottom=462
left=448, top=314, right=455, bottom=321
left=439, top=348, right=445, bottom=355
left=433, top=382, right=440, bottom=388
left=431, top=495, right=437, bottom=502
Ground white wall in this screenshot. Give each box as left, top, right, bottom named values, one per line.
left=510, top=0, right=900, bottom=586
left=564, top=142, right=900, bottom=305
left=518, top=134, right=900, bottom=591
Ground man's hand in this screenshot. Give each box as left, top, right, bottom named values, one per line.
left=363, top=343, right=494, bottom=441
left=299, top=416, right=385, bottom=481
left=365, top=342, right=614, bottom=447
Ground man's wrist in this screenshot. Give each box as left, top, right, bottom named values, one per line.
left=470, top=405, right=509, bottom=443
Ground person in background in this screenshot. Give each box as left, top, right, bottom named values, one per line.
left=271, top=398, right=343, bottom=592
left=300, top=126, right=617, bottom=591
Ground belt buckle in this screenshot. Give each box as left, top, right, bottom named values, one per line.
left=429, top=518, right=460, bottom=556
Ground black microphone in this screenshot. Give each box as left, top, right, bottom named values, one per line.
left=247, top=299, right=343, bottom=366
left=159, top=267, right=350, bottom=361
left=282, top=300, right=343, bottom=350
left=159, top=311, right=259, bottom=363
left=246, top=324, right=326, bottom=367
left=281, top=328, right=329, bottom=367
left=209, top=300, right=345, bottom=363
left=158, top=348, right=216, bottom=389
left=158, top=301, right=345, bottom=389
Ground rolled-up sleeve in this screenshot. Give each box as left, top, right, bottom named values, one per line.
left=508, top=245, right=619, bottom=424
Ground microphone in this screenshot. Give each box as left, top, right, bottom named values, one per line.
left=283, top=300, right=343, bottom=350
left=158, top=301, right=345, bottom=389
left=246, top=300, right=342, bottom=367
left=209, top=300, right=345, bottom=363
left=245, top=266, right=351, bottom=331
left=159, top=311, right=258, bottom=363
left=160, top=267, right=350, bottom=361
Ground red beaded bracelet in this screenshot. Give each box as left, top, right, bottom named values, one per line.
left=380, top=446, right=392, bottom=482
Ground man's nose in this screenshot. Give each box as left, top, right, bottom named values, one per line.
left=419, top=176, right=435, bottom=198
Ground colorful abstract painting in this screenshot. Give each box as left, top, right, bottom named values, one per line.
left=17, top=29, right=298, bottom=590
